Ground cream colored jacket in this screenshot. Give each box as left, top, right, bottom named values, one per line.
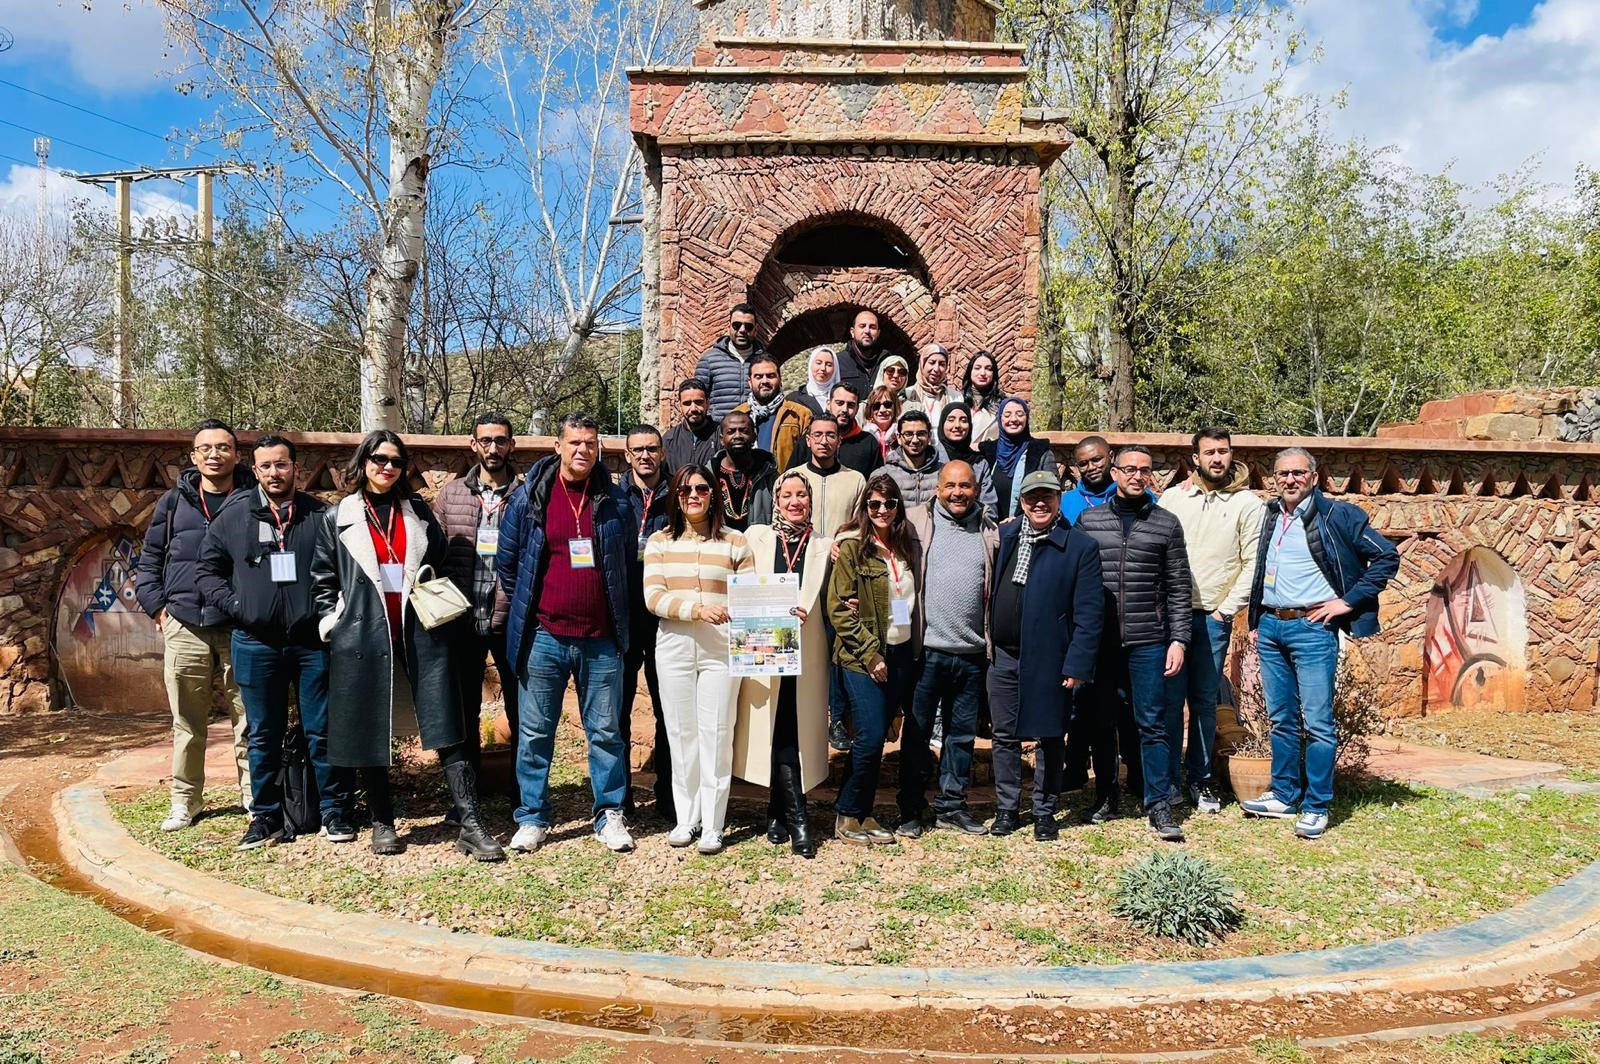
left=1157, top=463, right=1266, bottom=616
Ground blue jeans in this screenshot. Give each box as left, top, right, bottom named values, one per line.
left=835, top=643, right=915, bottom=820
left=900, top=649, right=984, bottom=817
left=1125, top=643, right=1185, bottom=810
left=230, top=631, right=345, bottom=822
left=514, top=630, right=627, bottom=827
left=1183, top=611, right=1232, bottom=786
left=1256, top=614, right=1340, bottom=815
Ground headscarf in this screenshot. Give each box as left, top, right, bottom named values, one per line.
left=770, top=469, right=813, bottom=542
left=873, top=354, right=910, bottom=394
left=994, top=397, right=1033, bottom=478
left=804, top=346, right=840, bottom=410
left=938, top=401, right=981, bottom=465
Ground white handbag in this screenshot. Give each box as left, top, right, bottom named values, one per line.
left=408, top=564, right=471, bottom=629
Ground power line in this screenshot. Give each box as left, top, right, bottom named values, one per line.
left=0, top=117, right=150, bottom=173
left=0, top=77, right=213, bottom=157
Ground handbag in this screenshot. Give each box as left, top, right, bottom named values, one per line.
left=409, top=564, right=471, bottom=629
left=278, top=721, right=321, bottom=841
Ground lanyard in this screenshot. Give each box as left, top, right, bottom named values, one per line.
left=268, top=500, right=294, bottom=551
left=639, top=484, right=658, bottom=520
left=198, top=486, right=231, bottom=523
left=780, top=528, right=810, bottom=573
left=1273, top=507, right=1300, bottom=552
left=558, top=478, right=590, bottom=536
left=364, top=497, right=401, bottom=563
left=873, top=534, right=901, bottom=583
left=478, top=488, right=506, bottom=520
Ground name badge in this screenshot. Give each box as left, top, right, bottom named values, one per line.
left=269, top=551, right=298, bottom=584
left=1263, top=565, right=1278, bottom=589
left=475, top=527, right=499, bottom=557
left=569, top=537, right=596, bottom=569
left=890, top=596, right=912, bottom=626
left=380, top=562, right=405, bottom=593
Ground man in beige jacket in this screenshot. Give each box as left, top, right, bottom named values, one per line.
left=1157, top=427, right=1264, bottom=814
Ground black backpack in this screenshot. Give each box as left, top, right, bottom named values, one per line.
left=278, top=722, right=322, bottom=840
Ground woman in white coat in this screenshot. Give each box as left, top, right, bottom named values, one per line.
left=733, top=470, right=831, bottom=858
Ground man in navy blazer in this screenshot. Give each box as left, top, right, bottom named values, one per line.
left=988, top=469, right=1105, bottom=841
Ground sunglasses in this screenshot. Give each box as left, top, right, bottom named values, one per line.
left=677, top=484, right=712, bottom=498
left=870, top=401, right=896, bottom=411
left=368, top=454, right=405, bottom=469
left=730, top=321, right=755, bottom=332
left=866, top=499, right=899, bottom=512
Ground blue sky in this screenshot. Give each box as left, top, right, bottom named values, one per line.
left=0, top=0, right=1594, bottom=227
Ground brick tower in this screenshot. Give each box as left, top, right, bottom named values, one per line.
left=630, top=0, right=1070, bottom=419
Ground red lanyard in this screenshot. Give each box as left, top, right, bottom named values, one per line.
left=558, top=479, right=590, bottom=536
left=198, top=487, right=231, bottom=523
left=780, top=528, right=810, bottom=573
left=639, top=484, right=657, bottom=519
left=1274, top=508, right=1299, bottom=551
left=874, top=534, right=901, bottom=582
left=268, top=501, right=294, bottom=551
left=478, top=489, right=505, bottom=519
left=364, top=497, right=401, bottom=563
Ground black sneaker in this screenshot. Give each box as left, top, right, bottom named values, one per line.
left=895, top=810, right=928, bottom=839
left=1081, top=794, right=1119, bottom=825
left=237, top=817, right=283, bottom=851
left=1033, top=815, right=1060, bottom=842
left=935, top=809, right=990, bottom=835
left=829, top=720, right=850, bottom=752
left=1148, top=802, right=1185, bottom=843
left=990, top=809, right=1022, bottom=836
left=321, top=813, right=357, bottom=843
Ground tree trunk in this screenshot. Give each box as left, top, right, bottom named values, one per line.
left=637, top=147, right=663, bottom=424
left=1103, top=0, right=1139, bottom=432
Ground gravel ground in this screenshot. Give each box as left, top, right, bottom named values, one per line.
left=1392, top=709, right=1600, bottom=776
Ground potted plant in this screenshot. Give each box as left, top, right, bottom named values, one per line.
left=1219, top=678, right=1275, bottom=801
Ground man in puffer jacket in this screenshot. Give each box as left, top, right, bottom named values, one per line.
left=882, top=411, right=941, bottom=509
left=1074, top=445, right=1192, bottom=843
left=694, top=302, right=769, bottom=421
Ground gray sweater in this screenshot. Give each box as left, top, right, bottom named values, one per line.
left=921, top=502, right=988, bottom=655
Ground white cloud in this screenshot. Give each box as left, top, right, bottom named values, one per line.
left=0, top=164, right=193, bottom=227
left=0, top=0, right=174, bottom=92
left=1286, top=0, right=1600, bottom=193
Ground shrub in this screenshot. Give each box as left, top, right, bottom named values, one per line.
left=1334, top=657, right=1383, bottom=778
left=1112, top=851, right=1243, bottom=945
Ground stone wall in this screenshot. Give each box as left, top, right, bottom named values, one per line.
left=5, top=427, right=1599, bottom=720
left=1378, top=388, right=1600, bottom=444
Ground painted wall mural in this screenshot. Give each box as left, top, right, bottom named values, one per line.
left=53, top=531, right=166, bottom=714
left=1424, top=547, right=1527, bottom=711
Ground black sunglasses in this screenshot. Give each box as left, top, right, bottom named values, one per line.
left=368, top=454, right=405, bottom=469
left=730, top=321, right=755, bottom=331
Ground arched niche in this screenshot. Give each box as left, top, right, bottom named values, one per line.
left=768, top=211, right=932, bottom=285
left=52, top=527, right=166, bottom=714
left=1423, top=546, right=1528, bottom=712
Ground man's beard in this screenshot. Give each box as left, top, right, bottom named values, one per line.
left=1197, top=464, right=1229, bottom=487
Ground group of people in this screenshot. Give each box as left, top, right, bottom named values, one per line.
left=136, top=304, right=1399, bottom=864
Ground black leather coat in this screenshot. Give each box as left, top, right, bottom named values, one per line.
left=1075, top=494, right=1193, bottom=649
left=310, top=492, right=463, bottom=768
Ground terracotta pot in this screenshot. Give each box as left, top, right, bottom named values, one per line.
left=1225, top=753, right=1274, bottom=801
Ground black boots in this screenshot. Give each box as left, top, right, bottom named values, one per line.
left=776, top=763, right=815, bottom=859
left=445, top=761, right=505, bottom=862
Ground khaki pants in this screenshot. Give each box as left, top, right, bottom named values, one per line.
left=163, top=618, right=251, bottom=810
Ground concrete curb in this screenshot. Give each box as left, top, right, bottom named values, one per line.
left=53, top=759, right=1600, bottom=1015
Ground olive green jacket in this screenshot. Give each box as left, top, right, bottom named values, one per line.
left=826, top=534, right=924, bottom=674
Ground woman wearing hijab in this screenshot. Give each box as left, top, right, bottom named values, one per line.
left=790, top=346, right=841, bottom=417
left=904, top=343, right=963, bottom=421
left=733, top=470, right=831, bottom=859
left=980, top=397, right=1057, bottom=518
left=872, top=354, right=910, bottom=398
left=963, top=350, right=1003, bottom=444
left=936, top=401, right=998, bottom=519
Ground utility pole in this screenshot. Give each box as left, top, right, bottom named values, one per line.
left=72, top=164, right=247, bottom=428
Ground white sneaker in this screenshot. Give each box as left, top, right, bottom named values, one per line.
left=509, top=824, right=548, bottom=852
left=1295, top=812, right=1330, bottom=839
left=1240, top=792, right=1296, bottom=820
left=696, top=831, right=724, bottom=855
left=597, top=810, right=635, bottom=853
left=667, top=824, right=697, bottom=847
left=160, top=801, right=200, bottom=832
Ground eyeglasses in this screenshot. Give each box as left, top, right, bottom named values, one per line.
left=473, top=436, right=512, bottom=449
left=193, top=443, right=234, bottom=455
left=899, top=429, right=929, bottom=440
left=368, top=454, right=405, bottom=469
left=677, top=484, right=712, bottom=498
left=1275, top=469, right=1314, bottom=480
left=866, top=499, right=899, bottom=512
left=729, top=321, right=754, bottom=332
left=255, top=460, right=294, bottom=473
left=808, top=431, right=839, bottom=442
left=1115, top=465, right=1153, bottom=478
left=628, top=445, right=662, bottom=457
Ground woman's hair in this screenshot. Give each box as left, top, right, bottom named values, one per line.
left=343, top=430, right=412, bottom=497
left=963, top=350, right=999, bottom=400
left=665, top=464, right=725, bottom=540
left=837, top=473, right=914, bottom=563
left=865, top=385, right=901, bottom=422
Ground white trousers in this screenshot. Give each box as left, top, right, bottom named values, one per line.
left=655, top=618, right=741, bottom=837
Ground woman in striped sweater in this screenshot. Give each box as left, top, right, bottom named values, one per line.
left=643, top=464, right=755, bottom=854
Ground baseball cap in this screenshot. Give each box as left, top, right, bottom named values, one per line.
left=1019, top=469, right=1062, bottom=496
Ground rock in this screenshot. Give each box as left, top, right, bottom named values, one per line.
left=452, top=1056, right=477, bottom=1064
left=846, top=934, right=869, bottom=951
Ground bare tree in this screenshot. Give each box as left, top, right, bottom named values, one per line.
left=491, top=0, right=690, bottom=432
left=157, top=0, right=495, bottom=431
left=0, top=215, right=109, bottom=424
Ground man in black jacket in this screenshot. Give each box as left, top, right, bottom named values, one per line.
left=197, top=434, right=350, bottom=850
left=1075, top=445, right=1193, bottom=842
left=662, top=378, right=720, bottom=473
left=711, top=411, right=778, bottom=530
left=134, top=419, right=255, bottom=833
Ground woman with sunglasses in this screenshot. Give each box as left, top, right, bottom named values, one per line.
left=872, top=354, right=910, bottom=397
left=827, top=474, right=921, bottom=846
left=733, top=470, right=831, bottom=858
left=311, top=431, right=504, bottom=861
left=863, top=385, right=902, bottom=460
left=643, top=465, right=755, bottom=854
left=963, top=350, right=1003, bottom=444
